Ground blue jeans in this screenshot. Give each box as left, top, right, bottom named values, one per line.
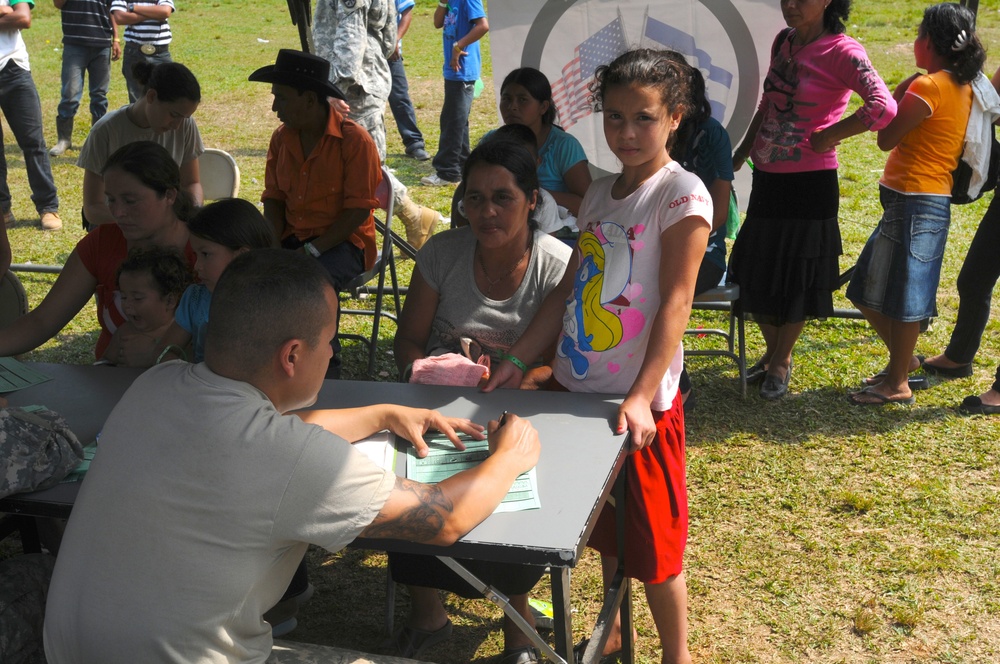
left=388, top=56, right=424, bottom=152
left=847, top=187, right=950, bottom=322
left=122, top=42, right=172, bottom=103
left=945, top=192, right=1000, bottom=363
left=432, top=79, right=474, bottom=181
left=58, top=43, right=112, bottom=122
left=0, top=62, right=59, bottom=215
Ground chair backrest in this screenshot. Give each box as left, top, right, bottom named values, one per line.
left=375, top=167, right=392, bottom=213
left=198, top=148, right=241, bottom=201
left=0, top=271, right=29, bottom=328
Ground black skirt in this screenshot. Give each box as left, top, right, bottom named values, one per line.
left=728, top=169, right=843, bottom=325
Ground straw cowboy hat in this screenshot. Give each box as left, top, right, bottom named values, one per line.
left=248, top=49, right=347, bottom=100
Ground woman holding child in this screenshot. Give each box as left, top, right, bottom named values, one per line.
left=728, top=0, right=896, bottom=399
left=0, top=141, right=194, bottom=362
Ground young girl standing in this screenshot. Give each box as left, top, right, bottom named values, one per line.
left=490, top=48, right=711, bottom=663
left=157, top=198, right=275, bottom=362
left=847, top=3, right=987, bottom=405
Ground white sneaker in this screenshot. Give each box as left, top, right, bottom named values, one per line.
left=420, top=173, right=459, bottom=186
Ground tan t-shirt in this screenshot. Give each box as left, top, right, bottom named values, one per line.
left=44, top=362, right=394, bottom=663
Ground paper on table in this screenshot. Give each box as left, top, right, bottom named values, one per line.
left=0, top=357, right=52, bottom=394
left=353, top=432, right=396, bottom=471
left=406, top=432, right=540, bottom=513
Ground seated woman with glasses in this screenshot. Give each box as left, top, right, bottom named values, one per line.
left=390, top=137, right=572, bottom=663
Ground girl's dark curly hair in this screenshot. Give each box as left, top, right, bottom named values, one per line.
left=590, top=49, right=692, bottom=151
left=920, top=3, right=986, bottom=84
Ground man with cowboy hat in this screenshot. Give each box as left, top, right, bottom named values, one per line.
left=251, top=49, right=381, bottom=381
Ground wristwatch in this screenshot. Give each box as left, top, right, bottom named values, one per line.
left=303, top=241, right=322, bottom=258
left=127, top=2, right=134, bottom=12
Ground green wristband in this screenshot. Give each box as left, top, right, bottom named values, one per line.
left=502, top=352, right=527, bottom=373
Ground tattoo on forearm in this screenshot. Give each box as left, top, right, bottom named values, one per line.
left=364, top=478, right=456, bottom=541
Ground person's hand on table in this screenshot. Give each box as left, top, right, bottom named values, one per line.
left=386, top=407, right=484, bottom=458
left=486, top=413, right=540, bottom=473
left=481, top=360, right=524, bottom=392
left=616, top=395, right=655, bottom=452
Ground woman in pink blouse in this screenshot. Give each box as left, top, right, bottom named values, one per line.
left=728, top=0, right=896, bottom=399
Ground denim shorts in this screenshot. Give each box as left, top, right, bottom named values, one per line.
left=846, top=186, right=951, bottom=321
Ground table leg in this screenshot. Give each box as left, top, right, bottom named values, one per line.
left=551, top=566, right=572, bottom=660
left=437, top=556, right=568, bottom=663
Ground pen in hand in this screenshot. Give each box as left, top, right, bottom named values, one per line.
left=498, top=410, right=508, bottom=427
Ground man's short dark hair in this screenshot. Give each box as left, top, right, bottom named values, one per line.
left=205, top=249, right=335, bottom=373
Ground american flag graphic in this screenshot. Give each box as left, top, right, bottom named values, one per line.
left=550, top=16, right=629, bottom=129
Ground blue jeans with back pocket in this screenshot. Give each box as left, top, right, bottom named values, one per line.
left=847, top=186, right=951, bottom=322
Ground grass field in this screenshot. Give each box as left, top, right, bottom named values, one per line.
left=4, top=0, right=1000, bottom=662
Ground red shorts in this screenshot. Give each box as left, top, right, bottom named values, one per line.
left=587, top=392, right=688, bottom=584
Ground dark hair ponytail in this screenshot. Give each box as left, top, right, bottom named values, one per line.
left=920, top=3, right=986, bottom=84
left=133, top=61, right=202, bottom=102
left=823, top=0, right=851, bottom=35
left=187, top=199, right=276, bottom=251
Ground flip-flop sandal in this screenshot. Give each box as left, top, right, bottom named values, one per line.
left=958, top=395, right=1000, bottom=415
left=848, top=386, right=915, bottom=406
left=863, top=355, right=925, bottom=386
left=392, top=619, right=453, bottom=658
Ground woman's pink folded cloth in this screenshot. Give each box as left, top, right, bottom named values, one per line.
left=410, top=353, right=490, bottom=387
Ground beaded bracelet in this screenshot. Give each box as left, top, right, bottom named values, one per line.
left=500, top=351, right=527, bottom=373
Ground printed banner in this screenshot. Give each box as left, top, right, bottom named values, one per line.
left=488, top=0, right=785, bottom=176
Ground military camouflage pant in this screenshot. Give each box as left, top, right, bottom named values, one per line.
left=345, top=93, right=412, bottom=212
left=0, top=553, right=55, bottom=664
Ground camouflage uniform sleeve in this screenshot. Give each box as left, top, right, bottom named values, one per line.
left=379, top=0, right=397, bottom=59
left=313, top=0, right=368, bottom=90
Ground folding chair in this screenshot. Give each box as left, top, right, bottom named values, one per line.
left=685, top=282, right=747, bottom=397
left=197, top=148, right=241, bottom=201
left=338, top=166, right=401, bottom=378
left=0, top=270, right=29, bottom=328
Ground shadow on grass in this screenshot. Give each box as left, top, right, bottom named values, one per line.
left=685, top=358, right=956, bottom=447
left=293, top=546, right=500, bottom=663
